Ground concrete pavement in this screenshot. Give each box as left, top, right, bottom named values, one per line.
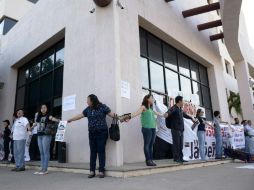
left=0, top=163, right=253, bottom=190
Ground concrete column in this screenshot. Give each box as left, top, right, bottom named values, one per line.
left=235, top=60, right=254, bottom=122
left=207, top=59, right=231, bottom=122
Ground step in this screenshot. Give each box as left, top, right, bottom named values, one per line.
left=0, top=159, right=233, bottom=178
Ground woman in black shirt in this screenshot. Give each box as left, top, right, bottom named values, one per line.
left=68, top=94, right=117, bottom=178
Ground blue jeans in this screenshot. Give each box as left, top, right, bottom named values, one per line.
left=37, top=135, right=52, bottom=172
left=197, top=131, right=206, bottom=160
left=215, top=127, right=223, bottom=158
left=142, top=127, right=156, bottom=161
left=245, top=137, right=250, bottom=153
left=89, top=130, right=108, bottom=173
left=13, top=140, right=26, bottom=168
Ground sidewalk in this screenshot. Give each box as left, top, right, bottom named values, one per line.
left=0, top=159, right=233, bottom=178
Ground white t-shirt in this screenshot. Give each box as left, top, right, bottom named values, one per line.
left=246, top=125, right=254, bottom=136
left=13, top=117, right=29, bottom=140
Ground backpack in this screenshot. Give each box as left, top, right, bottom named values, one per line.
left=165, top=107, right=174, bottom=129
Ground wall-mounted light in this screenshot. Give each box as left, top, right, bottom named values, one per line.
left=90, top=8, right=96, bottom=13
left=116, top=0, right=124, bottom=9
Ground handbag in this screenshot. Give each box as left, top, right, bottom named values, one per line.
left=109, top=115, right=120, bottom=141
left=44, top=121, right=58, bottom=136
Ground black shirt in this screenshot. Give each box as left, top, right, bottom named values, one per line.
left=3, top=127, right=11, bottom=141
left=166, top=105, right=193, bottom=132
left=197, top=116, right=206, bottom=131
left=83, top=104, right=111, bottom=132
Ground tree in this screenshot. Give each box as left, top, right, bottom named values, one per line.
left=227, top=91, right=242, bottom=117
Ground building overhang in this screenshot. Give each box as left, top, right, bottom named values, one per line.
left=220, top=0, right=244, bottom=63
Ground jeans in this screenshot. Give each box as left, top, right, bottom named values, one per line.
left=142, top=127, right=156, bottom=161
left=249, top=137, right=254, bottom=154
left=89, top=130, right=108, bottom=173
left=171, top=129, right=184, bottom=161
left=197, top=131, right=206, bottom=160
left=245, top=137, right=250, bottom=153
left=215, top=127, right=223, bottom=158
left=13, top=140, right=26, bottom=168
left=37, top=135, right=52, bottom=172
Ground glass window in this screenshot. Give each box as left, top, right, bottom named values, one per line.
left=41, top=49, right=54, bottom=74
left=40, top=73, right=53, bottom=102
left=1, top=17, right=17, bottom=35
left=139, top=28, right=147, bottom=56
left=180, top=76, right=192, bottom=101
left=18, top=68, right=29, bottom=87
left=55, top=42, right=65, bottom=67
left=148, top=34, right=162, bottom=63
left=150, top=61, right=165, bottom=92
left=54, top=67, right=63, bottom=97
left=29, top=62, right=40, bottom=80
left=16, top=86, right=26, bottom=110
left=199, top=65, right=209, bottom=85
left=202, top=86, right=211, bottom=108
left=163, top=44, right=177, bottom=71
left=166, top=69, right=179, bottom=97
left=28, top=80, right=39, bottom=106
left=190, top=60, right=200, bottom=81
left=140, top=57, right=149, bottom=88
left=0, top=20, right=4, bottom=35
left=178, top=52, right=190, bottom=77
left=192, top=81, right=202, bottom=106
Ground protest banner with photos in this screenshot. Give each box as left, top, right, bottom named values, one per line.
left=55, top=121, right=68, bottom=142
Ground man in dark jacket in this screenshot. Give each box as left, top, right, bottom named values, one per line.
left=165, top=96, right=194, bottom=163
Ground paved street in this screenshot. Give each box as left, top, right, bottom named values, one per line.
left=0, top=163, right=253, bottom=190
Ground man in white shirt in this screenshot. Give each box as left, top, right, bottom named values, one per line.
left=12, top=109, right=30, bottom=172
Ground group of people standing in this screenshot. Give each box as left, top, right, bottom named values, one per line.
left=0, top=105, right=59, bottom=175
left=0, top=93, right=252, bottom=179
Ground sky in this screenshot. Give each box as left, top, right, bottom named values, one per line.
left=242, top=0, right=254, bottom=48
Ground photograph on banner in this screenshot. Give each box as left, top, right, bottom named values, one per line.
left=55, top=121, right=68, bottom=142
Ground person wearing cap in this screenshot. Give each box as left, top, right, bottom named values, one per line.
left=2, top=120, right=11, bottom=161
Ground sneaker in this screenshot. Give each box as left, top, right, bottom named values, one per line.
left=42, top=171, right=49, bottom=175
left=88, top=172, right=96, bottom=178
left=180, top=159, right=188, bottom=163
left=98, top=172, right=105, bottom=178
left=11, top=168, right=18, bottom=172
left=34, top=171, right=43, bottom=175
left=146, top=160, right=155, bottom=166
left=151, top=161, right=157, bottom=166
left=174, top=159, right=183, bottom=164
left=16, top=167, right=25, bottom=172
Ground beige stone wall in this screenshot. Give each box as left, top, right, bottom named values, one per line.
left=0, top=0, right=235, bottom=165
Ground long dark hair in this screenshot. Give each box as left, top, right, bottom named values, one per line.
left=88, top=94, right=102, bottom=109
left=36, top=104, right=50, bottom=122
left=142, top=94, right=153, bottom=109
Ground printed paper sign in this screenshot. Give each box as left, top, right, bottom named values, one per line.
left=55, top=121, right=68, bottom=142
left=121, top=81, right=130, bottom=99
left=63, top=95, right=76, bottom=111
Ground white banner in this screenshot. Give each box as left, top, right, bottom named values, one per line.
left=154, top=96, right=245, bottom=161
left=221, top=124, right=245, bottom=149
left=55, top=121, right=68, bottom=142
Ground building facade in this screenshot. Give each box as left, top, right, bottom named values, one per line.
left=0, top=0, right=253, bottom=166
